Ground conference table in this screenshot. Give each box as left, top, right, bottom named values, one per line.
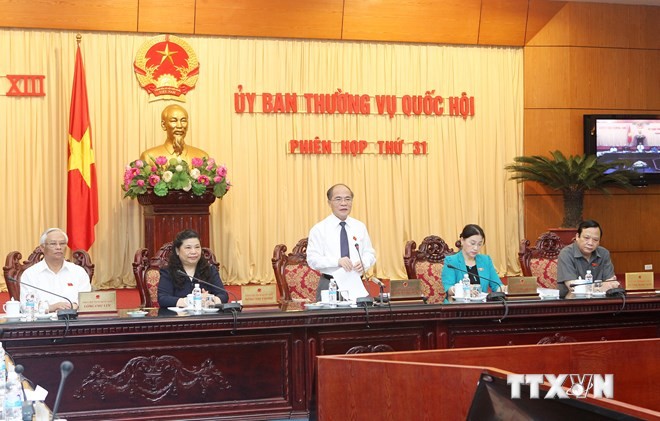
left=1, top=294, right=659, bottom=420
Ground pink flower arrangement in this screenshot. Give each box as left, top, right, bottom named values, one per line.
left=122, top=156, right=230, bottom=199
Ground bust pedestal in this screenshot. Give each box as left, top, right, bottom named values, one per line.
left=137, top=188, right=216, bottom=254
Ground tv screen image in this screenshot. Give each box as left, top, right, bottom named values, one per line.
left=584, top=114, right=660, bottom=185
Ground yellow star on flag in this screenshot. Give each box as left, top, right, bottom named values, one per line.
left=68, top=129, right=95, bottom=188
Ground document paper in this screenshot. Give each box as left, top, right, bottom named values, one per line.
left=330, top=268, right=370, bottom=300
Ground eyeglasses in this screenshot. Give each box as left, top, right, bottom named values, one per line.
left=331, top=197, right=353, bottom=204
left=45, top=242, right=68, bottom=249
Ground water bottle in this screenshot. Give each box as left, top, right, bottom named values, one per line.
left=585, top=270, right=594, bottom=297
left=25, top=292, right=36, bottom=322
left=0, top=342, right=6, bottom=420
left=4, top=368, right=22, bottom=421
left=462, top=274, right=471, bottom=302
left=328, top=280, right=338, bottom=303
left=192, top=283, right=202, bottom=314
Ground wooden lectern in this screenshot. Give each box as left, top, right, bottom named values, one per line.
left=137, top=188, right=216, bottom=254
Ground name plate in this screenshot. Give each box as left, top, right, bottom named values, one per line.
left=625, top=272, right=654, bottom=290
left=78, top=291, right=117, bottom=313
left=241, top=284, right=277, bottom=306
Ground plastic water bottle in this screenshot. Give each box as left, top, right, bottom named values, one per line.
left=328, top=280, right=338, bottom=303
left=192, top=283, right=202, bottom=314
left=585, top=270, right=594, bottom=297
left=0, top=342, right=6, bottom=420
left=4, top=368, right=22, bottom=421
left=25, top=292, right=36, bottom=322
left=462, top=274, right=471, bottom=302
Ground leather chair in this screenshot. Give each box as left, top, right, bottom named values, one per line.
left=403, top=235, right=454, bottom=303
left=518, top=232, right=565, bottom=289
left=271, top=238, right=320, bottom=303
left=3, top=247, right=95, bottom=301
left=133, top=242, right=220, bottom=308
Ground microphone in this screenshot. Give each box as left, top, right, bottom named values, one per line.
left=14, top=364, right=35, bottom=421
left=51, top=360, right=74, bottom=421
left=369, top=277, right=389, bottom=305
left=176, top=270, right=242, bottom=312
left=353, top=244, right=374, bottom=307
left=369, top=277, right=384, bottom=287
left=5, top=276, right=77, bottom=320
left=446, top=264, right=505, bottom=302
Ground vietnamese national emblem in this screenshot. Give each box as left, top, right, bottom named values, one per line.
left=133, top=34, right=199, bottom=102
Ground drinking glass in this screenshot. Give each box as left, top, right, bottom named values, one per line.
left=38, top=300, right=49, bottom=315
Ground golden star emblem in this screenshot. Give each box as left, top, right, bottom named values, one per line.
left=156, top=43, right=178, bottom=65
left=68, top=129, right=95, bottom=187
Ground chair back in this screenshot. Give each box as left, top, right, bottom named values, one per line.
left=403, top=235, right=454, bottom=303
left=133, top=242, right=220, bottom=308
left=272, top=238, right=320, bottom=303
left=3, top=247, right=95, bottom=301
left=518, top=232, right=565, bottom=289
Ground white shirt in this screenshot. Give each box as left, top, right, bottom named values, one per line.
left=307, top=214, right=376, bottom=275
left=20, top=260, right=91, bottom=306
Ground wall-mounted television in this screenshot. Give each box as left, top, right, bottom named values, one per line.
left=584, top=114, right=660, bottom=186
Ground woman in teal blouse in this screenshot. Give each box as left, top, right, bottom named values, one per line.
left=442, top=224, right=503, bottom=298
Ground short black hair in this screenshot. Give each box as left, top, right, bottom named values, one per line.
left=459, top=224, right=486, bottom=243
left=577, top=219, right=602, bottom=237
left=173, top=229, right=200, bottom=248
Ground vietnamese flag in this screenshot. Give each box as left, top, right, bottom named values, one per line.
left=67, top=42, right=98, bottom=251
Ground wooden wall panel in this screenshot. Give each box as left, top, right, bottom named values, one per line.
left=477, top=0, right=528, bottom=46
left=611, top=252, right=660, bottom=275
left=342, top=0, right=481, bottom=44
left=525, top=0, right=569, bottom=46
left=524, top=47, right=571, bottom=108
left=138, top=0, right=196, bottom=34
left=523, top=109, right=577, bottom=156
left=584, top=191, right=660, bottom=252
left=568, top=48, right=660, bottom=110
left=0, top=0, right=138, bottom=32
left=523, top=194, right=564, bottom=237
left=568, top=3, right=660, bottom=49
left=194, top=0, right=343, bottom=39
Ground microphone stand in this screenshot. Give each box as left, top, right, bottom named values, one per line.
left=176, top=270, right=243, bottom=313
left=446, top=264, right=508, bottom=322
left=176, top=271, right=242, bottom=333
left=5, top=276, right=78, bottom=320
left=354, top=243, right=374, bottom=308
left=353, top=243, right=374, bottom=328
left=14, top=364, right=35, bottom=421
left=51, top=361, right=74, bottom=421
left=445, top=264, right=505, bottom=302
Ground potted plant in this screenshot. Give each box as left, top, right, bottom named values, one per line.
left=505, top=150, right=636, bottom=230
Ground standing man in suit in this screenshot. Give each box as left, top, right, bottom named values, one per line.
left=307, top=184, right=376, bottom=301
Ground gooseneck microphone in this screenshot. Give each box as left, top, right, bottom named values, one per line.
left=176, top=270, right=242, bottom=312
left=51, top=361, right=74, bottom=421
left=353, top=243, right=374, bottom=307
left=445, top=264, right=506, bottom=302
left=369, top=277, right=388, bottom=305
left=5, top=276, right=78, bottom=320
left=14, top=364, right=35, bottom=421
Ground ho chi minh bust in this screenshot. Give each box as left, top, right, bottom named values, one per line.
left=140, top=104, right=209, bottom=164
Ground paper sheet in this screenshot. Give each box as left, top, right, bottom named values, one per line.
left=330, top=268, right=369, bottom=300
